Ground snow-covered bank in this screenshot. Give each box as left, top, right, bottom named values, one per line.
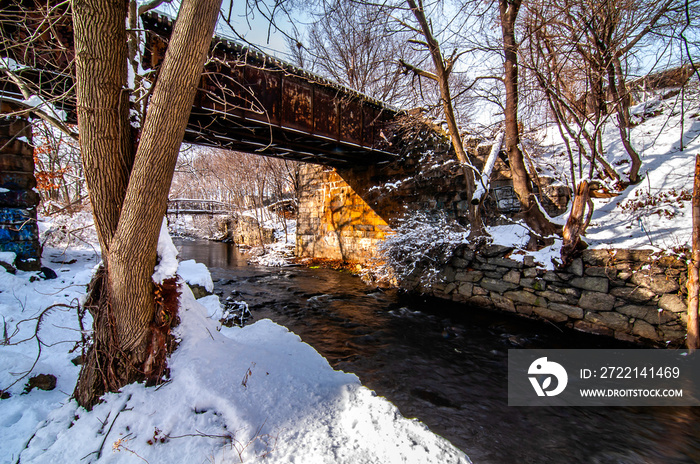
left=0, top=244, right=470, bottom=463
left=243, top=212, right=296, bottom=267
left=485, top=90, right=699, bottom=262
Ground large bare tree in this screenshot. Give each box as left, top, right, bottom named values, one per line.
left=71, top=0, right=222, bottom=408
left=298, top=0, right=412, bottom=105
left=399, top=0, right=485, bottom=237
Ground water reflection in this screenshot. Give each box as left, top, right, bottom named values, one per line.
left=175, top=239, right=700, bottom=464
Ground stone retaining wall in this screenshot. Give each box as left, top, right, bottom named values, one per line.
left=226, top=214, right=275, bottom=246
left=401, top=244, right=688, bottom=346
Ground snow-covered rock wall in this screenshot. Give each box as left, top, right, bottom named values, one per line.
left=403, top=244, right=688, bottom=346
left=0, top=115, right=41, bottom=270
left=225, top=214, right=275, bottom=246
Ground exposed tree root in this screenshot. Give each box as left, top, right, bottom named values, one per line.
left=73, top=268, right=180, bottom=409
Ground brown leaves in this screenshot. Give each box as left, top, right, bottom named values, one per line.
left=618, top=188, right=692, bottom=220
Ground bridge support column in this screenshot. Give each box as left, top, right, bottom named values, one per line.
left=296, top=164, right=392, bottom=263
left=0, top=107, right=41, bottom=271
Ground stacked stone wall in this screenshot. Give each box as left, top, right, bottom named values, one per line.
left=0, top=114, right=41, bottom=270
left=402, top=245, right=688, bottom=346
left=226, top=215, right=275, bottom=246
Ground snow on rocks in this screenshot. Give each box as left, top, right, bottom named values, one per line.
left=177, top=259, right=214, bottom=293
left=247, top=242, right=296, bottom=267
left=0, top=251, right=16, bottom=266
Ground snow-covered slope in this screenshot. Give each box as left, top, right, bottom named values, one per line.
left=492, top=88, right=699, bottom=258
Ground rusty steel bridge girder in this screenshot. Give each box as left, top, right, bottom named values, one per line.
left=141, top=13, right=399, bottom=167
left=1, top=7, right=401, bottom=167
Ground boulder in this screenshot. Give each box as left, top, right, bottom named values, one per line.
left=578, top=291, right=615, bottom=312
left=630, top=273, right=680, bottom=294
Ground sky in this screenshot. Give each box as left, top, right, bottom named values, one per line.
left=154, top=0, right=305, bottom=61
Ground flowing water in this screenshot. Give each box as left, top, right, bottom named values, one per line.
left=175, top=239, right=700, bottom=464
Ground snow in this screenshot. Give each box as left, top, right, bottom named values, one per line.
left=473, top=132, right=504, bottom=203
left=177, top=259, right=214, bottom=292
left=152, top=218, right=179, bottom=284
left=247, top=239, right=296, bottom=267
left=39, top=210, right=100, bottom=251
left=0, top=248, right=99, bottom=462
left=582, top=97, right=699, bottom=251
left=1, top=219, right=470, bottom=463
left=0, top=56, right=26, bottom=73
left=246, top=214, right=297, bottom=267
left=22, top=95, right=67, bottom=122
left=1, top=76, right=696, bottom=464
left=488, top=87, right=700, bottom=258
left=0, top=251, right=16, bottom=264
left=168, top=214, right=226, bottom=240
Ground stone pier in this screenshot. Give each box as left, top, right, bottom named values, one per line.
left=0, top=110, right=41, bottom=271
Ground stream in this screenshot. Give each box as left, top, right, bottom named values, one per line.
left=175, top=238, right=700, bottom=464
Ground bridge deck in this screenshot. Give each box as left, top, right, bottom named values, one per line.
left=1, top=8, right=401, bottom=168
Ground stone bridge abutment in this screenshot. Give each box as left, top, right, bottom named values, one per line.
left=295, top=136, right=570, bottom=263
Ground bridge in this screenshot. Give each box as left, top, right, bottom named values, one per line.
left=0, top=4, right=413, bottom=269
left=1, top=4, right=552, bottom=269
left=166, top=199, right=234, bottom=216
left=1, top=8, right=401, bottom=168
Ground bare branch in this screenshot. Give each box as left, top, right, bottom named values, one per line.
left=398, top=58, right=438, bottom=81
left=138, top=0, right=174, bottom=16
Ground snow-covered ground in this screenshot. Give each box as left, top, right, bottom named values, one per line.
left=245, top=209, right=297, bottom=267
left=487, top=88, right=699, bottom=264
left=0, top=227, right=468, bottom=463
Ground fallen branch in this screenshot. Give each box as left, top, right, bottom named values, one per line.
left=472, top=132, right=504, bottom=205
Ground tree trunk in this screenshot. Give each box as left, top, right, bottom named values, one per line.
left=687, top=154, right=700, bottom=351
left=72, top=0, right=132, bottom=254
left=561, top=180, right=590, bottom=266
left=499, top=0, right=559, bottom=244
left=406, top=0, right=484, bottom=238
left=609, top=57, right=641, bottom=184
left=73, top=0, right=222, bottom=409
